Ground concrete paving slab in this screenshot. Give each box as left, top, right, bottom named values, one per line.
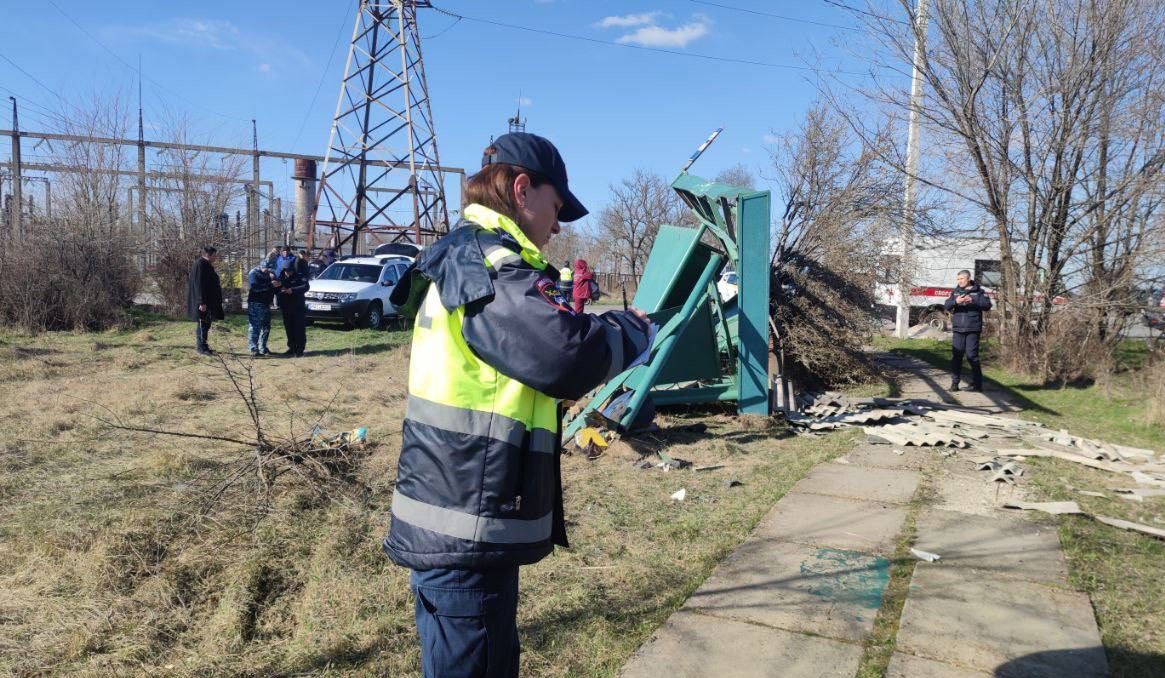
left=753, top=492, right=908, bottom=555
left=619, top=610, right=864, bottom=678
left=896, top=565, right=1108, bottom=677
left=886, top=653, right=992, bottom=678
left=792, top=462, right=921, bottom=504
left=844, top=444, right=932, bottom=471
left=685, top=540, right=890, bottom=642
left=914, top=509, right=1069, bottom=586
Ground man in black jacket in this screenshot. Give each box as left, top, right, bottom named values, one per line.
left=277, top=253, right=309, bottom=357
left=943, top=269, right=993, bottom=391
left=187, top=245, right=224, bottom=356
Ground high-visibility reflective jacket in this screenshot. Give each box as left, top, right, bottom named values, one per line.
left=383, top=204, right=650, bottom=570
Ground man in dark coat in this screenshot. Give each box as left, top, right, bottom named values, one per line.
left=277, top=252, right=310, bottom=357
left=187, top=245, right=224, bottom=356
left=943, top=269, right=993, bottom=391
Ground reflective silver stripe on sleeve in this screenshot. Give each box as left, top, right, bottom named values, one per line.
left=406, top=396, right=525, bottom=448
left=483, top=245, right=522, bottom=270
left=603, top=323, right=624, bottom=381
left=392, top=490, right=553, bottom=544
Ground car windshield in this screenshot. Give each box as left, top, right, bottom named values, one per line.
left=317, top=263, right=381, bottom=283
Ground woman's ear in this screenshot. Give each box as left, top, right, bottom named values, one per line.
left=512, top=173, right=532, bottom=209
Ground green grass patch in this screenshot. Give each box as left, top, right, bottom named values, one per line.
left=873, top=337, right=1165, bottom=451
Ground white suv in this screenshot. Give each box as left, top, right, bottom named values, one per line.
left=304, top=255, right=411, bottom=329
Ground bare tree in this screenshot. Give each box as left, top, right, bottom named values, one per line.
left=766, top=102, right=902, bottom=386
left=846, top=0, right=1165, bottom=377
left=598, top=169, right=689, bottom=278
left=714, top=163, right=758, bottom=190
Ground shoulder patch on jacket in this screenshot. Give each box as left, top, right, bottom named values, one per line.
left=534, top=276, right=574, bottom=313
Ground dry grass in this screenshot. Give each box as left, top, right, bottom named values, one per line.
left=0, top=313, right=846, bottom=676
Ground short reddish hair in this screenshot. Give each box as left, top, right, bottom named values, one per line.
left=464, top=148, right=549, bottom=222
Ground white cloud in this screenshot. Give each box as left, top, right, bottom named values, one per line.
left=741, top=147, right=752, bottom=154
left=518, top=96, right=533, bottom=106
left=762, top=133, right=780, bottom=144
left=596, top=12, right=662, bottom=29
left=616, top=19, right=709, bottom=48
left=107, top=18, right=311, bottom=72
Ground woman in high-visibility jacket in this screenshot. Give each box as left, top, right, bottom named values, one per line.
left=557, top=260, right=573, bottom=296
left=384, top=132, right=651, bottom=678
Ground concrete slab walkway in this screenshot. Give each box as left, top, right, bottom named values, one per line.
left=621, top=449, right=922, bottom=677
left=619, top=352, right=1109, bottom=678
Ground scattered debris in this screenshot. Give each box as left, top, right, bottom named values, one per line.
left=893, top=448, right=905, bottom=456
left=573, top=426, right=609, bottom=460
left=835, top=456, right=852, bottom=464
left=909, top=547, right=942, bottom=562
left=693, top=464, right=725, bottom=472
left=671, top=488, right=687, bottom=502
left=1077, top=490, right=1108, bottom=499
left=1003, top=501, right=1083, bottom=515
left=724, top=479, right=743, bottom=488
left=1093, top=515, right=1165, bottom=540
left=656, top=452, right=693, bottom=471
left=1113, top=488, right=1165, bottom=502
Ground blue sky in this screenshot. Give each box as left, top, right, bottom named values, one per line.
left=0, top=0, right=882, bottom=229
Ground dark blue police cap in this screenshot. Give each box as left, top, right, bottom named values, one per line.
left=481, top=132, right=588, bottom=222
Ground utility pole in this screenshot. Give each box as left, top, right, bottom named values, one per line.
left=251, top=119, right=261, bottom=252
left=137, top=57, right=147, bottom=249
left=896, top=0, right=929, bottom=339
left=9, top=97, right=22, bottom=236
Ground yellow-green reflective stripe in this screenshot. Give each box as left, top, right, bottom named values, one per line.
left=392, top=490, right=552, bottom=544
left=407, top=396, right=558, bottom=454
left=483, top=245, right=521, bottom=270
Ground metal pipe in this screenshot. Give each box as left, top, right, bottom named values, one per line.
left=293, top=158, right=317, bottom=248
left=0, top=128, right=465, bottom=173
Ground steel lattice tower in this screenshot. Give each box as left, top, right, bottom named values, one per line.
left=311, top=0, right=449, bottom=252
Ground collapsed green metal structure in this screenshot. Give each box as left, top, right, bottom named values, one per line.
left=563, top=172, right=771, bottom=439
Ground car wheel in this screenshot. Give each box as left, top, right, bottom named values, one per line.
left=921, top=310, right=947, bottom=332
left=366, top=302, right=384, bottom=330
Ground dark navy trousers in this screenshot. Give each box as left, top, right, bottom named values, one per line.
left=411, top=566, right=520, bottom=678
left=951, top=331, right=982, bottom=387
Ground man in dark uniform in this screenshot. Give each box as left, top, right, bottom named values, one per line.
left=277, top=253, right=309, bottom=357
left=944, top=269, right=993, bottom=391
left=186, top=245, right=223, bottom=356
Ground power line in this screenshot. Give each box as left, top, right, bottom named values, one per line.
left=820, top=0, right=910, bottom=26
left=291, top=4, right=353, bottom=148
left=429, top=5, right=820, bottom=72
left=0, top=51, right=68, bottom=104
left=423, top=14, right=463, bottom=40
left=44, top=0, right=250, bottom=123
left=688, top=0, right=860, bottom=32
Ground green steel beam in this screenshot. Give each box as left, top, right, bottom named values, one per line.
left=736, top=190, right=772, bottom=415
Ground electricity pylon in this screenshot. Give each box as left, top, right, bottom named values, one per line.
left=311, top=0, right=449, bottom=252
